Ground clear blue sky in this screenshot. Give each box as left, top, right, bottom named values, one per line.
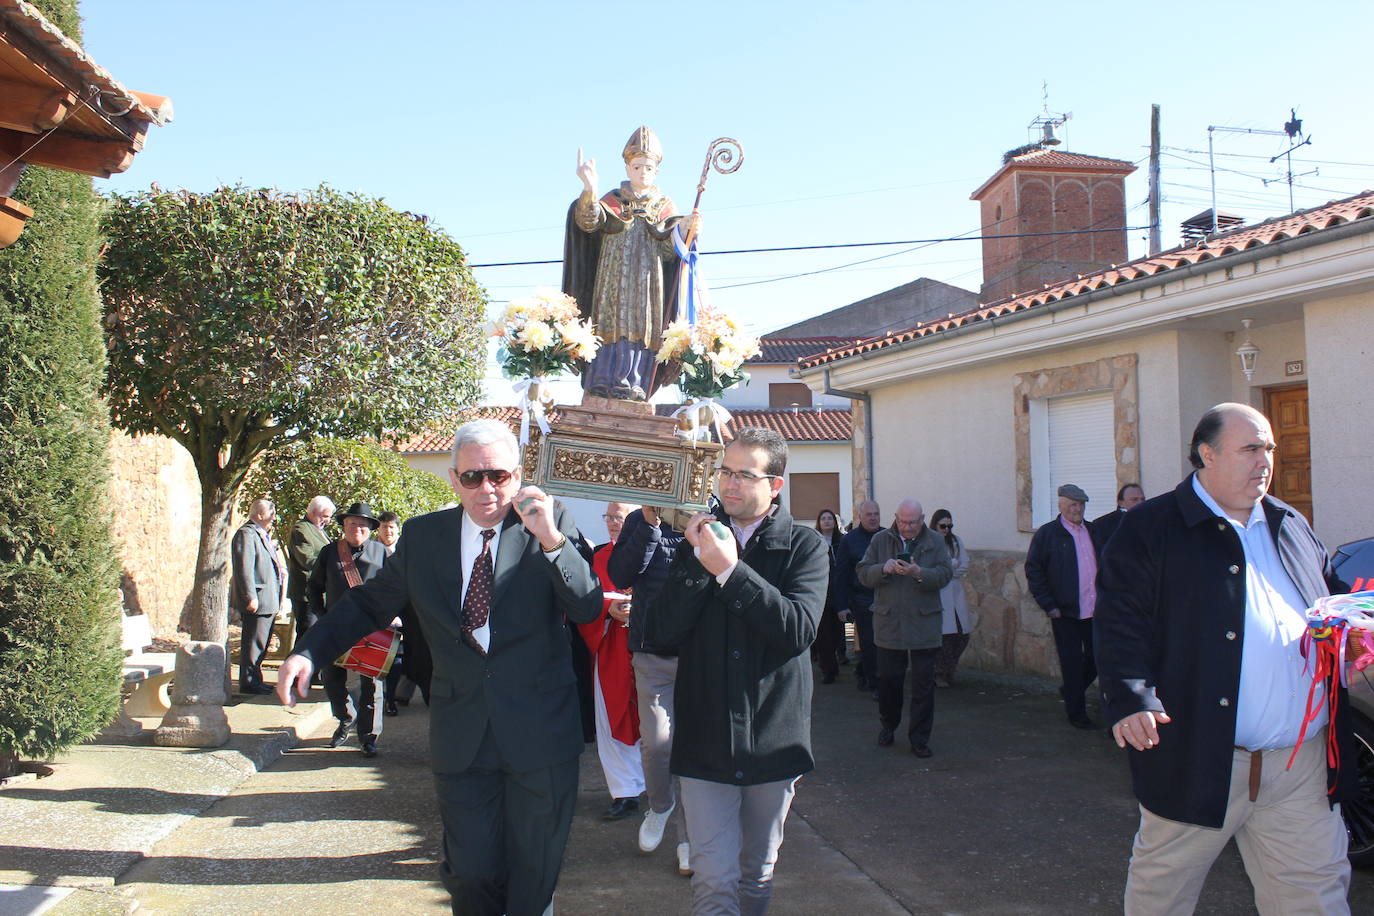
left=83, top=1, right=1374, bottom=346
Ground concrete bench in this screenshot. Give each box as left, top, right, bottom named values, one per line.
left=106, top=613, right=177, bottom=735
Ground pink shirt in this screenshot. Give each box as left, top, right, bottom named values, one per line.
left=1060, top=516, right=1097, bottom=619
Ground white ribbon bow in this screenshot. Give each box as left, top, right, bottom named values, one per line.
left=512, top=377, right=553, bottom=445
left=670, top=397, right=732, bottom=447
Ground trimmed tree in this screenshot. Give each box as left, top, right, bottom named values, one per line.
left=0, top=0, right=124, bottom=777
left=101, top=185, right=485, bottom=643
left=240, top=438, right=454, bottom=541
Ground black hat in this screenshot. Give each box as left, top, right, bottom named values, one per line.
left=338, top=502, right=380, bottom=529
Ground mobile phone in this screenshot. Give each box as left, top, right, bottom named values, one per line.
left=895, top=551, right=912, bottom=563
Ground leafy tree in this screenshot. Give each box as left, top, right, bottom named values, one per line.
left=240, top=438, right=454, bottom=542
left=0, top=0, right=123, bottom=777
left=101, top=186, right=485, bottom=643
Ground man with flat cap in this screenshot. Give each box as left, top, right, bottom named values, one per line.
left=1025, top=483, right=1106, bottom=729
left=307, top=501, right=390, bottom=757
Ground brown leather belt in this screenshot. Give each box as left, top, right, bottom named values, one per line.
left=1235, top=746, right=1261, bottom=802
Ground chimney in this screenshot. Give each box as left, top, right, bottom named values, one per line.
left=970, top=148, right=1137, bottom=303
left=1181, top=209, right=1244, bottom=245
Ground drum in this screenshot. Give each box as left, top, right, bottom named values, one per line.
left=335, top=628, right=399, bottom=678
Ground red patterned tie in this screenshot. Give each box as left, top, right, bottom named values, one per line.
left=461, top=529, right=496, bottom=654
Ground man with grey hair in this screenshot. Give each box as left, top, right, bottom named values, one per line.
left=858, top=499, right=952, bottom=758
left=287, top=495, right=334, bottom=638
left=277, top=418, right=601, bottom=916
left=231, top=498, right=283, bottom=695
left=1097, top=403, right=1354, bottom=913
left=1025, top=483, right=1105, bottom=729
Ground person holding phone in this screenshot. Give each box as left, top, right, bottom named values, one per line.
left=857, top=500, right=952, bottom=758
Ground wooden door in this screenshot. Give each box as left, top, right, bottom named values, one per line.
left=1264, top=384, right=1312, bottom=524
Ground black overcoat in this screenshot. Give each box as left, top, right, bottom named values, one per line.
left=1095, top=474, right=1355, bottom=828
left=645, top=505, right=828, bottom=786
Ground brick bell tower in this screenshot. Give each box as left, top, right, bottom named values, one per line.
left=971, top=146, right=1136, bottom=304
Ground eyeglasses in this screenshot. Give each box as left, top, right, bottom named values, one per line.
left=455, top=468, right=514, bottom=489
left=714, top=468, right=779, bottom=484
left=602, top=514, right=626, bottom=523
left=937, top=523, right=953, bottom=530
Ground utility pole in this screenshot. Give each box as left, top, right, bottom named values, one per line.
left=1148, top=104, right=1161, bottom=255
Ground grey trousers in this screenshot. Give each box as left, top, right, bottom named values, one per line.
left=633, top=652, right=686, bottom=843
left=679, top=776, right=798, bottom=916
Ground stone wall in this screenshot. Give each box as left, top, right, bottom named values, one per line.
left=959, top=549, right=1058, bottom=678
left=107, top=431, right=201, bottom=637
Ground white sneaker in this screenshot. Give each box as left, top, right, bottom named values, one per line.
left=676, top=842, right=693, bottom=876
left=638, top=801, right=674, bottom=853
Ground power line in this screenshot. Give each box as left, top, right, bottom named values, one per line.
left=469, top=225, right=1153, bottom=269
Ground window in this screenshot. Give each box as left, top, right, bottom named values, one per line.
left=768, top=383, right=813, bottom=409
left=788, top=472, right=839, bottom=523
left=1029, top=391, right=1117, bottom=527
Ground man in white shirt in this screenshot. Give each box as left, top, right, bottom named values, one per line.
left=1096, top=403, right=1354, bottom=915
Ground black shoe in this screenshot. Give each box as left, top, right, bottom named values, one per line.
left=821, top=672, right=836, bottom=684
left=361, top=739, right=378, bottom=758
left=855, top=677, right=869, bottom=692
left=384, top=701, right=399, bottom=717
left=912, top=744, right=933, bottom=759
left=328, top=722, right=352, bottom=748
left=250, top=683, right=275, bottom=695
left=603, top=797, right=639, bottom=821
left=877, top=728, right=895, bottom=747
left=1069, top=715, right=1100, bottom=730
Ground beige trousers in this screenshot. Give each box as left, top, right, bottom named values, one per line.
left=1124, top=729, right=1350, bottom=916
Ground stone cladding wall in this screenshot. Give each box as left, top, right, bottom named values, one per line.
left=107, top=432, right=200, bottom=636
left=958, top=549, right=1058, bottom=678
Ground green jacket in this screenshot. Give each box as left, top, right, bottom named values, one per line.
left=857, top=525, right=952, bottom=650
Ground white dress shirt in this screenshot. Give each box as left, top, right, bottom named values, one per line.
left=1192, top=476, right=1324, bottom=749
left=459, top=510, right=561, bottom=652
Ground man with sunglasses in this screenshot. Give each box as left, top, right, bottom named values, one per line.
left=277, top=419, right=601, bottom=916
left=644, top=427, right=828, bottom=916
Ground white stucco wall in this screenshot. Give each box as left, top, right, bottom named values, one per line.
left=777, top=442, right=853, bottom=525
left=864, top=330, right=1212, bottom=552
left=1305, top=289, right=1374, bottom=549
left=728, top=365, right=850, bottom=409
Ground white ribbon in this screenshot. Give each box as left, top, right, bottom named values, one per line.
left=512, top=377, right=553, bottom=445
left=670, top=397, right=732, bottom=447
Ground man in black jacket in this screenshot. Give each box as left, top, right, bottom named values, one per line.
left=835, top=500, right=882, bottom=694
left=1091, top=482, right=1144, bottom=548
left=1097, top=403, right=1353, bottom=913
left=608, top=503, right=691, bottom=871
left=645, top=428, right=827, bottom=916
left=307, top=501, right=389, bottom=757
left=1024, top=483, right=1104, bottom=728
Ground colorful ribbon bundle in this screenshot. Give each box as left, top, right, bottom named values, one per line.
left=1289, top=591, right=1374, bottom=778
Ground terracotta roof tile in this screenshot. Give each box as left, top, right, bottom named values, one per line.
left=1003, top=149, right=1135, bottom=171
left=800, top=189, right=1374, bottom=370
left=387, top=406, right=853, bottom=453
left=750, top=337, right=864, bottom=364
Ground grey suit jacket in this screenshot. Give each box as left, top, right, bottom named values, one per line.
left=289, top=504, right=601, bottom=774
left=286, top=517, right=331, bottom=613
left=230, top=521, right=282, bottom=617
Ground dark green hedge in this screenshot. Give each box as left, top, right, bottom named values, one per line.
left=0, top=0, right=122, bottom=773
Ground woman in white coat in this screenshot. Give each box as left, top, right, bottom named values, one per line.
left=931, top=509, right=972, bottom=687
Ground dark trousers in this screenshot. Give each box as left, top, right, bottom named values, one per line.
left=1051, top=616, right=1096, bottom=720
left=237, top=611, right=274, bottom=689
left=434, top=725, right=579, bottom=916
left=877, top=646, right=939, bottom=748
left=813, top=602, right=843, bottom=677
left=321, top=662, right=381, bottom=740
left=853, top=603, right=876, bottom=686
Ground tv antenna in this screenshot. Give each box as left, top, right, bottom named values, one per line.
left=1206, top=109, right=1314, bottom=233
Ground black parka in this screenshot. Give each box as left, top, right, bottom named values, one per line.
left=644, top=505, right=827, bottom=786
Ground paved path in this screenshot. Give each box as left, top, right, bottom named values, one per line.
left=16, top=666, right=1374, bottom=915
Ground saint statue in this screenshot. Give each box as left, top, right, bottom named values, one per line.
left=562, top=126, right=698, bottom=401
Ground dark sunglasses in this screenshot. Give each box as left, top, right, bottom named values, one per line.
left=455, top=468, right=513, bottom=489
left=937, top=523, right=953, bottom=530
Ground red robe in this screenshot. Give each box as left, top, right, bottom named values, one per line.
left=578, top=543, right=640, bottom=745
